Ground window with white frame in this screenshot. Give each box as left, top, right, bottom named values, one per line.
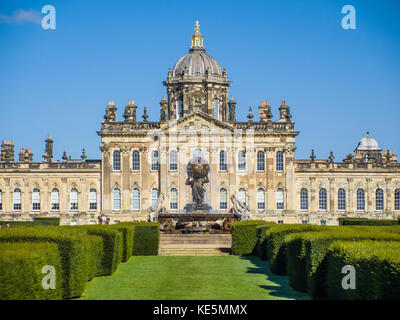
left=219, top=150, right=227, bottom=171
left=257, top=151, right=265, bottom=172
left=376, top=188, right=384, bottom=211
left=276, top=151, right=284, bottom=172
left=220, top=188, right=228, bottom=210
left=356, top=189, right=365, bottom=211
left=113, top=150, right=121, bottom=171
left=395, top=189, right=400, bottom=211
left=238, top=188, right=246, bottom=206
left=132, top=188, right=140, bottom=210
left=51, top=188, right=60, bottom=211
left=89, top=188, right=97, bottom=210
left=257, top=188, right=265, bottom=210
left=151, top=151, right=159, bottom=171
left=338, top=188, right=346, bottom=211
left=13, top=188, right=21, bottom=211
left=276, top=189, right=284, bottom=210
left=319, top=188, right=327, bottom=210
left=170, top=188, right=178, bottom=210
left=132, top=151, right=140, bottom=171
left=0, top=189, right=2, bottom=211
left=300, top=188, right=308, bottom=210
left=70, top=188, right=78, bottom=211
left=32, top=188, right=40, bottom=211
left=169, top=150, right=178, bottom=171
left=321, top=220, right=326, bottom=226
left=213, top=99, right=219, bottom=120
left=151, top=189, right=158, bottom=207
left=112, top=188, right=121, bottom=210
left=237, top=151, right=246, bottom=171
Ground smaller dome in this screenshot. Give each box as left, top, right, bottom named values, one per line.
left=356, top=131, right=380, bottom=151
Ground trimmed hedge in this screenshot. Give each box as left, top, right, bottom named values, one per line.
left=109, top=223, right=134, bottom=262
left=285, top=229, right=400, bottom=298
left=256, top=224, right=276, bottom=260
left=0, top=227, right=88, bottom=299
left=339, top=218, right=399, bottom=226
left=326, top=240, right=400, bottom=300
left=132, top=222, right=160, bottom=256
left=85, top=235, right=104, bottom=280
left=69, top=225, right=123, bottom=276
left=265, top=224, right=330, bottom=275
left=0, top=217, right=60, bottom=227
left=231, top=220, right=273, bottom=256
left=0, top=242, right=63, bottom=300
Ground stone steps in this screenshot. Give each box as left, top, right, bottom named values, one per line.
left=159, top=233, right=232, bottom=256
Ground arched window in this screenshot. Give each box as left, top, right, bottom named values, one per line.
left=170, top=188, right=178, bottom=210
left=300, top=188, right=308, bottom=210
left=51, top=188, right=60, bottom=211
left=0, top=189, right=2, bottom=211
left=177, top=98, right=183, bottom=119
left=219, top=150, right=227, bottom=171
left=276, top=151, right=284, bottom=172
left=319, top=188, right=327, bottom=210
left=213, top=99, right=219, bottom=120
left=257, top=151, right=265, bottom=171
left=376, top=188, right=384, bottom=211
left=395, top=189, right=400, bottom=211
left=257, top=188, right=265, bottom=210
left=151, top=150, right=159, bottom=171
left=356, top=189, right=365, bottom=211
left=13, top=188, right=22, bottom=211
left=32, top=188, right=40, bottom=211
left=238, top=150, right=246, bottom=171
left=70, top=188, right=78, bottom=211
left=338, top=188, right=346, bottom=211
left=113, top=150, right=121, bottom=171
left=132, top=188, right=140, bottom=210
left=151, top=189, right=159, bottom=207
left=238, top=188, right=246, bottom=206
left=132, top=151, right=140, bottom=171
left=276, top=189, right=284, bottom=210
left=220, top=188, right=228, bottom=210
left=89, top=188, right=97, bottom=210
left=169, top=150, right=178, bottom=171
left=112, top=188, right=121, bottom=210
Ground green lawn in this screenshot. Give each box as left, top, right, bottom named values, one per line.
left=79, top=256, right=309, bottom=300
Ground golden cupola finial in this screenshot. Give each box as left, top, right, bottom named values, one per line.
left=191, top=20, right=204, bottom=50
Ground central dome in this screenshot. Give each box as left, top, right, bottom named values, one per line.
left=172, top=21, right=223, bottom=77
left=172, top=49, right=223, bottom=77
left=356, top=131, right=381, bottom=151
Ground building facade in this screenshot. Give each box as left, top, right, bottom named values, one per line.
left=1, top=22, right=400, bottom=225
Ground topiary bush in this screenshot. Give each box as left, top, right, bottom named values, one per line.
left=85, top=235, right=104, bottom=280
left=326, top=240, right=400, bottom=300
left=265, top=224, right=329, bottom=275
left=231, top=220, right=273, bottom=256
left=69, top=225, right=123, bottom=276
left=285, top=229, right=400, bottom=298
left=109, top=223, right=134, bottom=262
left=0, top=227, right=89, bottom=299
left=132, top=222, right=160, bottom=256
left=255, top=224, right=276, bottom=260
left=0, top=242, right=63, bottom=300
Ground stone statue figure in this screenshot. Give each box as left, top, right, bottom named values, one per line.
left=184, top=156, right=211, bottom=211
left=147, top=192, right=165, bottom=222
left=230, top=194, right=252, bottom=220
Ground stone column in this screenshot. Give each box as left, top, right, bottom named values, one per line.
left=385, top=177, right=392, bottom=213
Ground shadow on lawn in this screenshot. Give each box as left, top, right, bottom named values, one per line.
left=240, top=256, right=310, bottom=300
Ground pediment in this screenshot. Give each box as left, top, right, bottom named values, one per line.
left=161, top=111, right=235, bottom=134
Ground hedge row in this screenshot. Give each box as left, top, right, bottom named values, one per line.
left=339, top=218, right=399, bottom=226
left=326, top=240, right=400, bottom=300
left=284, top=229, right=400, bottom=298
left=0, top=242, right=63, bottom=300
left=0, top=221, right=160, bottom=299
left=231, top=220, right=275, bottom=256
left=0, top=217, right=60, bottom=227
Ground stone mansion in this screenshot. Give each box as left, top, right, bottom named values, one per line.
left=1, top=22, right=400, bottom=225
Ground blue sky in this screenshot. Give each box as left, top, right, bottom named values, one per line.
left=0, top=0, right=399, bottom=161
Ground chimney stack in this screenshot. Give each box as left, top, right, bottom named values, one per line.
left=19, top=148, right=33, bottom=162
left=0, top=140, right=15, bottom=162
